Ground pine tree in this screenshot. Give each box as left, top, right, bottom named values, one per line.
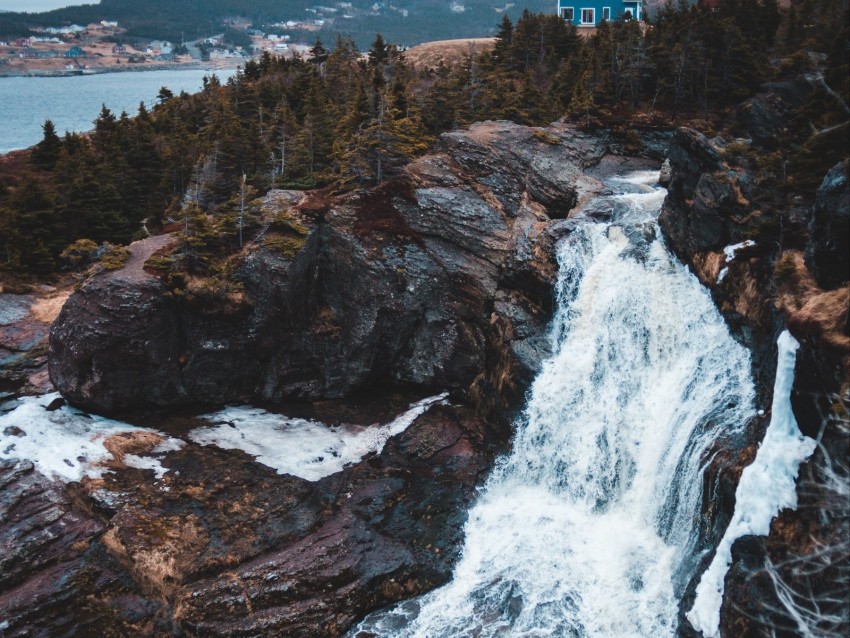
left=1, top=174, right=61, bottom=274
left=493, top=14, right=513, bottom=64
left=310, top=38, right=329, bottom=65
left=368, top=33, right=389, bottom=67
left=31, top=120, right=62, bottom=169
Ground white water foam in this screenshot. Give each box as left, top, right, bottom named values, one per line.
left=686, top=330, right=816, bottom=637
left=190, top=393, right=449, bottom=481
left=353, top=171, right=757, bottom=637
left=0, top=392, right=182, bottom=481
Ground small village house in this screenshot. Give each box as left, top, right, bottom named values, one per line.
left=557, top=0, right=645, bottom=26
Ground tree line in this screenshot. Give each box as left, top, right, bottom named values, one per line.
left=1, top=0, right=846, bottom=277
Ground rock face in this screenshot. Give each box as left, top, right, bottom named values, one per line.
left=659, top=128, right=783, bottom=399
left=0, top=286, right=70, bottom=399
left=0, top=459, right=162, bottom=637
left=172, top=404, right=498, bottom=637
left=735, top=79, right=813, bottom=150
left=0, top=401, right=499, bottom=637
left=49, top=121, right=608, bottom=423
left=805, top=160, right=849, bottom=290
left=16, top=121, right=659, bottom=637
left=660, top=125, right=849, bottom=637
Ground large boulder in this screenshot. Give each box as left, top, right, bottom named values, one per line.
left=49, top=121, right=608, bottom=422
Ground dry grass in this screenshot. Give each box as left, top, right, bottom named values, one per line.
left=29, top=290, right=71, bottom=323
left=775, top=251, right=850, bottom=354
left=692, top=250, right=726, bottom=286
left=102, top=431, right=165, bottom=465
left=104, top=515, right=209, bottom=598
left=403, top=38, right=495, bottom=69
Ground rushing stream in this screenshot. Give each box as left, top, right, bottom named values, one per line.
left=353, top=170, right=758, bottom=637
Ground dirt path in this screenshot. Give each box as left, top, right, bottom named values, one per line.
left=120, top=234, right=177, bottom=282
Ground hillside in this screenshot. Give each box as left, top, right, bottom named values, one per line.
left=403, top=37, right=496, bottom=68
left=1, top=0, right=555, bottom=48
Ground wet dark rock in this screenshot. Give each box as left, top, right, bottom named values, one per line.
left=0, top=459, right=161, bottom=637
left=44, top=396, right=65, bottom=411
left=49, top=121, right=610, bottom=425
left=0, top=399, right=500, bottom=637
left=167, top=404, right=498, bottom=637
left=735, top=79, right=813, bottom=150
left=665, top=128, right=723, bottom=203
left=658, top=158, right=672, bottom=187
left=804, top=160, right=849, bottom=290
left=660, top=124, right=849, bottom=638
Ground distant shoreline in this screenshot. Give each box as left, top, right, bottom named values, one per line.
left=0, top=60, right=244, bottom=78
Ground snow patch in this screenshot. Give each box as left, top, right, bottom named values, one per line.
left=190, top=393, right=449, bottom=481
left=686, top=330, right=816, bottom=637
left=723, top=240, right=755, bottom=263
left=0, top=393, right=183, bottom=482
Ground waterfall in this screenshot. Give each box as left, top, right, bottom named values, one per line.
left=353, top=170, right=757, bottom=637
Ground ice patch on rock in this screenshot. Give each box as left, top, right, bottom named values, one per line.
left=0, top=392, right=183, bottom=482
left=723, top=240, right=755, bottom=262
left=190, top=393, right=449, bottom=481
left=686, top=330, right=816, bottom=637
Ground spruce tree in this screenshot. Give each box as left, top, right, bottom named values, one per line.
left=493, top=14, right=513, bottom=64
left=31, top=120, right=62, bottom=169
left=310, top=38, right=329, bottom=65
left=368, top=33, right=389, bottom=67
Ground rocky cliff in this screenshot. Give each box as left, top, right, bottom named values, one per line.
left=1, top=121, right=667, bottom=637
left=659, top=127, right=849, bottom=637
left=49, top=121, right=613, bottom=425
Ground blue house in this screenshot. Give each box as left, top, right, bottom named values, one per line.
left=557, top=0, right=644, bottom=27
left=64, top=46, right=86, bottom=58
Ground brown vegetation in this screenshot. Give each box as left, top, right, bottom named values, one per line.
left=403, top=38, right=495, bottom=69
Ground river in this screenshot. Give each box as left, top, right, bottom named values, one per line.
left=0, top=68, right=237, bottom=153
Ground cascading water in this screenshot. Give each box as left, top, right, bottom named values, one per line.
left=353, top=170, right=757, bottom=637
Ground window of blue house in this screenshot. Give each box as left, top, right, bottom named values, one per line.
left=580, top=8, right=595, bottom=24
left=561, top=7, right=574, bottom=21
left=602, top=6, right=611, bottom=20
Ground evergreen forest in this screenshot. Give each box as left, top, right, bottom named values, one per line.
left=0, top=0, right=847, bottom=279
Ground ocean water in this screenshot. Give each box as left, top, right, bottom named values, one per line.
left=0, top=68, right=237, bottom=153
left=0, top=1, right=90, bottom=11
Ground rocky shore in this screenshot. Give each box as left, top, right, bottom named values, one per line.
left=0, top=61, right=243, bottom=78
